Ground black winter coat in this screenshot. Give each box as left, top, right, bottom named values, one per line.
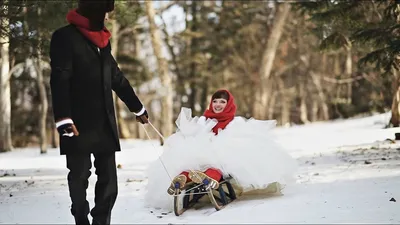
left=49, top=24, right=143, bottom=155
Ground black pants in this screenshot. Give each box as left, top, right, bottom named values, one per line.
left=66, top=152, right=118, bottom=225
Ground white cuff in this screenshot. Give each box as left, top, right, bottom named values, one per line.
left=56, top=119, right=74, bottom=128
left=134, top=107, right=146, bottom=116
left=62, top=132, right=74, bottom=137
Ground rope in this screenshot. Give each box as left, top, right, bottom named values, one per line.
left=141, top=121, right=212, bottom=195
left=146, top=121, right=204, bottom=184
left=140, top=123, right=173, bottom=182
left=148, top=121, right=165, bottom=142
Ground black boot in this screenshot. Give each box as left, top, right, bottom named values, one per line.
left=73, top=206, right=90, bottom=225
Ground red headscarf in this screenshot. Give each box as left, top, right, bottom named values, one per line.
left=203, top=89, right=237, bottom=135
left=66, top=9, right=111, bottom=48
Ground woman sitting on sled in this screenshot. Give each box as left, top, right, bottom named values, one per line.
left=145, top=89, right=297, bottom=210
left=166, top=89, right=236, bottom=195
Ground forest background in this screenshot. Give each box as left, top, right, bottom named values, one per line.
left=0, top=0, right=399, bottom=154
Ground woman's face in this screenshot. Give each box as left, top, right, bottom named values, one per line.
left=212, top=98, right=227, bottom=113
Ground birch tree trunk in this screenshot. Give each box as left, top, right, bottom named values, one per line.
left=390, top=85, right=400, bottom=127
left=334, top=53, right=341, bottom=75
left=254, top=2, right=291, bottom=119
left=299, top=80, right=310, bottom=124
left=296, top=19, right=309, bottom=124
left=131, top=29, right=144, bottom=139
left=35, top=6, right=48, bottom=154
left=345, top=47, right=352, bottom=104
left=160, top=15, right=183, bottom=112
left=0, top=4, right=12, bottom=152
left=278, top=77, right=291, bottom=126
left=188, top=0, right=198, bottom=113
left=390, top=69, right=400, bottom=127
left=145, top=0, right=174, bottom=142
left=390, top=5, right=400, bottom=127
left=311, top=101, right=319, bottom=122
left=311, top=72, right=330, bottom=120
left=36, top=57, right=48, bottom=153
left=267, top=91, right=277, bottom=120
left=110, top=18, right=131, bottom=139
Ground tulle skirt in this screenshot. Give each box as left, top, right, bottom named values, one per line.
left=144, top=107, right=298, bottom=210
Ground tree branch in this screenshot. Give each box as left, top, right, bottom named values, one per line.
left=7, top=62, right=25, bottom=82
left=321, top=73, right=370, bottom=84
left=274, top=61, right=300, bottom=77
left=118, top=25, right=145, bottom=36
left=371, top=0, right=383, bottom=22
left=155, top=0, right=178, bottom=14
left=159, top=12, right=182, bottom=80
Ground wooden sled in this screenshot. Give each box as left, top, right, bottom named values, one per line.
left=173, top=175, right=237, bottom=216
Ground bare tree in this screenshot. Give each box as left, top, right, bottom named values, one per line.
left=254, top=2, right=291, bottom=119
left=110, top=15, right=132, bottom=139
left=35, top=6, right=48, bottom=154
left=390, top=69, right=400, bottom=126
left=145, top=0, right=174, bottom=142
left=389, top=4, right=400, bottom=127
left=0, top=1, right=12, bottom=152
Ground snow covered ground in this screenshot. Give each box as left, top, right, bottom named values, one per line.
left=1, top=112, right=400, bottom=224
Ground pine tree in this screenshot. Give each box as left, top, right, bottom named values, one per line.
left=298, top=0, right=400, bottom=126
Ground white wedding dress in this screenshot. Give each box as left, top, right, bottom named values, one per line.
left=144, top=107, right=298, bottom=210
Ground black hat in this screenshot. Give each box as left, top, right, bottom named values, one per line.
left=78, top=0, right=115, bottom=13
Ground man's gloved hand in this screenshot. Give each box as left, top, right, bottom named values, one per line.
left=136, top=110, right=149, bottom=124
left=57, top=122, right=79, bottom=137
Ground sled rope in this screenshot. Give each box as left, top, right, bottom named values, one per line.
left=146, top=122, right=203, bottom=184
left=141, top=123, right=173, bottom=182
left=148, top=121, right=165, bottom=142
left=142, top=122, right=212, bottom=193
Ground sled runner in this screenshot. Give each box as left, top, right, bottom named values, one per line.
left=173, top=175, right=237, bottom=216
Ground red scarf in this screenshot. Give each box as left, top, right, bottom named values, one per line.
left=66, top=9, right=111, bottom=48
left=203, top=89, right=237, bottom=135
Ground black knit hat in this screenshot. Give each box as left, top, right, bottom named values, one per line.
left=78, top=0, right=115, bottom=13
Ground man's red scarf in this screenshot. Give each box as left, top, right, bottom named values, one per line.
left=203, top=90, right=237, bottom=135
left=66, top=9, right=111, bottom=48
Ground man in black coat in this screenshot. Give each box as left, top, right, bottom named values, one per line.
left=49, top=1, right=148, bottom=224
